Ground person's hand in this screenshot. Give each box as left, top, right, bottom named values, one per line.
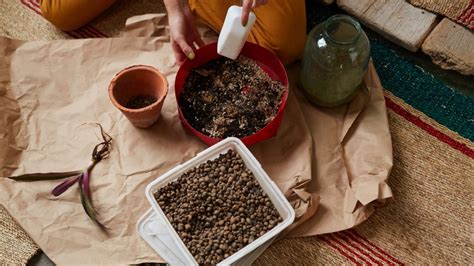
left=241, top=0, right=268, bottom=26
left=164, top=0, right=204, bottom=65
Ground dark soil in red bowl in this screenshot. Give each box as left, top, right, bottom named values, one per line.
left=179, top=56, right=285, bottom=139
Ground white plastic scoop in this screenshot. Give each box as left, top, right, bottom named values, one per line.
left=217, top=5, right=256, bottom=60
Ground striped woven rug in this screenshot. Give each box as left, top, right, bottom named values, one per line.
left=408, top=0, right=474, bottom=30
left=0, top=0, right=472, bottom=264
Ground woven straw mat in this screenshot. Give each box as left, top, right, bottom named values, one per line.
left=1, top=0, right=473, bottom=264
left=409, top=0, right=474, bottom=29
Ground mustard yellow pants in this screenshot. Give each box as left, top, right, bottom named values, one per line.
left=40, top=0, right=306, bottom=64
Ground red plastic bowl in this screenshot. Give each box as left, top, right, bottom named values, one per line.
left=175, top=42, right=289, bottom=146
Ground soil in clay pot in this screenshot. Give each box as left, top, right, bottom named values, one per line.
left=125, top=95, right=158, bottom=109
left=179, top=56, right=285, bottom=139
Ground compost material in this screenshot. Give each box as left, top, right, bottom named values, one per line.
left=179, top=56, right=286, bottom=138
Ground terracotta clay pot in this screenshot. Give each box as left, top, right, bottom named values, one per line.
left=108, top=65, right=168, bottom=128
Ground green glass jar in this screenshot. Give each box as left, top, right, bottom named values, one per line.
left=300, top=15, right=370, bottom=107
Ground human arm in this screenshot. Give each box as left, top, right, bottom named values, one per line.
left=163, top=0, right=204, bottom=65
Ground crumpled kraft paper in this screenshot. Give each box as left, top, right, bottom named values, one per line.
left=0, top=15, right=392, bottom=264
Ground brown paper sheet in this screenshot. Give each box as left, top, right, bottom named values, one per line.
left=0, top=15, right=392, bottom=264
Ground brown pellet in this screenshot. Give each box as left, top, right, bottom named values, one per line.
left=154, top=150, right=283, bottom=265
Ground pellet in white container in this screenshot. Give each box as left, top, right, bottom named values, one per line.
left=139, top=137, right=295, bottom=265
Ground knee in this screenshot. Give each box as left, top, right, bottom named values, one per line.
left=251, top=23, right=306, bottom=65
left=250, top=1, right=307, bottom=65
left=270, top=26, right=306, bottom=65
left=40, top=0, right=80, bottom=31
left=40, top=0, right=116, bottom=31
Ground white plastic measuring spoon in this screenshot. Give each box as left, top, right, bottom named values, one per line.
left=217, top=5, right=256, bottom=60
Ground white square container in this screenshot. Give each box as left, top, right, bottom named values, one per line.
left=142, top=137, right=295, bottom=265
left=137, top=208, right=276, bottom=266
